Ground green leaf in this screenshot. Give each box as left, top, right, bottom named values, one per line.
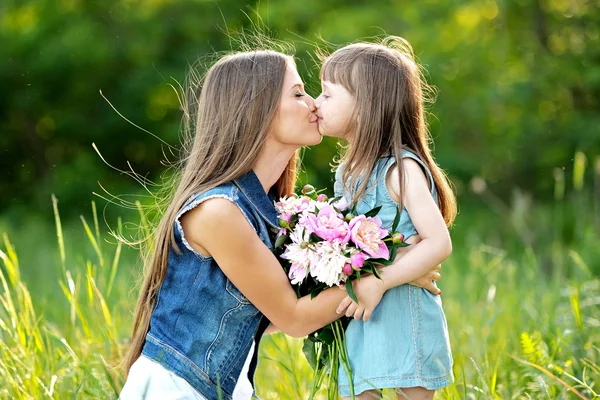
left=274, top=234, right=288, bottom=248
left=368, top=258, right=393, bottom=266
left=389, top=243, right=397, bottom=262
left=372, top=266, right=382, bottom=280
left=302, top=338, right=317, bottom=370
left=315, top=327, right=335, bottom=345
left=392, top=206, right=401, bottom=232
left=346, top=278, right=358, bottom=304
left=310, top=288, right=322, bottom=299
left=364, top=205, right=382, bottom=218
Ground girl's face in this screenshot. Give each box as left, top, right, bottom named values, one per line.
left=268, top=62, right=321, bottom=147
left=314, top=80, right=356, bottom=139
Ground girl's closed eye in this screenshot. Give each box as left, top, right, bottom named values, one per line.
left=295, top=91, right=305, bottom=97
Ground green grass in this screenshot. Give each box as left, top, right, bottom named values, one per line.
left=0, top=156, right=599, bottom=399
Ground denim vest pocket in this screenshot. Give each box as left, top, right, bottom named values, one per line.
left=204, top=286, right=259, bottom=384
left=226, top=279, right=251, bottom=305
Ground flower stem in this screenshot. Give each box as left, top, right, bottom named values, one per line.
left=333, top=320, right=355, bottom=399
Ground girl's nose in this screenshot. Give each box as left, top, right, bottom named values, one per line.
left=313, top=94, right=322, bottom=108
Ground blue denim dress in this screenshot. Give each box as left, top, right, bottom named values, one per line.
left=335, top=149, right=453, bottom=396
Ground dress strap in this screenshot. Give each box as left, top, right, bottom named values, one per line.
left=401, top=149, right=436, bottom=197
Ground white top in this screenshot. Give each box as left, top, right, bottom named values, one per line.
left=119, top=341, right=256, bottom=400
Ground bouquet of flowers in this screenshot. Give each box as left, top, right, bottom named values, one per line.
left=274, top=184, right=407, bottom=399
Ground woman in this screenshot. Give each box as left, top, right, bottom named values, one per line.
left=119, top=49, right=440, bottom=400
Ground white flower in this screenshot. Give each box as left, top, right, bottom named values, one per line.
left=275, top=196, right=313, bottom=216
left=280, top=226, right=314, bottom=285
left=310, top=241, right=350, bottom=287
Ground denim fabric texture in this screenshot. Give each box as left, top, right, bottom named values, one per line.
left=141, top=171, right=278, bottom=400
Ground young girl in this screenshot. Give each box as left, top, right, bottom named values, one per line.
left=315, top=37, right=457, bottom=399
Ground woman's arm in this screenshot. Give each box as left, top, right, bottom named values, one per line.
left=264, top=323, right=279, bottom=335
left=180, top=198, right=375, bottom=337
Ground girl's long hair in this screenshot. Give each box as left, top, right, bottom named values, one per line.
left=321, top=37, right=456, bottom=226
left=124, top=50, right=298, bottom=370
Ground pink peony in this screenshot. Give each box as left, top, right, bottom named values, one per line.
left=303, top=205, right=351, bottom=244
left=348, top=215, right=390, bottom=259
left=278, top=213, right=292, bottom=228
left=331, top=196, right=349, bottom=212
left=392, top=232, right=405, bottom=244
left=342, top=264, right=353, bottom=275
left=350, top=252, right=368, bottom=270
left=302, top=184, right=316, bottom=196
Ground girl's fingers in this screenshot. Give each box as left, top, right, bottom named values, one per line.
left=345, top=302, right=358, bottom=318
left=354, top=306, right=364, bottom=320
left=363, top=310, right=372, bottom=322
left=336, top=296, right=353, bottom=314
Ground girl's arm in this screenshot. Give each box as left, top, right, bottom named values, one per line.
left=336, top=158, right=452, bottom=321
left=180, top=197, right=378, bottom=338
left=381, top=158, right=452, bottom=287
left=391, top=236, right=442, bottom=295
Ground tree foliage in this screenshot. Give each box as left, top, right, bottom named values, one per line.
left=2, top=0, right=598, bottom=213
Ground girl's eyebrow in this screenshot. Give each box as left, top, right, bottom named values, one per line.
left=290, top=83, right=304, bottom=90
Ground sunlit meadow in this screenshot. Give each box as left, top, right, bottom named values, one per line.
left=0, top=154, right=598, bottom=399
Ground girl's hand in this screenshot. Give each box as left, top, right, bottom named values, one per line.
left=408, top=264, right=442, bottom=295
left=335, top=275, right=386, bottom=322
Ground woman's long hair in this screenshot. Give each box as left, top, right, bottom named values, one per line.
left=124, top=50, right=298, bottom=370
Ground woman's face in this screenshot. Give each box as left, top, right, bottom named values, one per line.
left=314, top=80, right=356, bottom=139
left=268, top=62, right=321, bottom=147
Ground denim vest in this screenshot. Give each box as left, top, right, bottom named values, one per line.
left=142, top=170, right=280, bottom=400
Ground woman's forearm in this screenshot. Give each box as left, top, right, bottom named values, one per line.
left=288, top=285, right=347, bottom=337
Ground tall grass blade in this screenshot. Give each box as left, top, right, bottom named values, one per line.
left=51, top=194, right=66, bottom=274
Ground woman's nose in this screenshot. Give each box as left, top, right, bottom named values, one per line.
left=306, top=95, right=317, bottom=112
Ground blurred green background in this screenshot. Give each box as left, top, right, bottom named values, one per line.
left=1, top=0, right=599, bottom=398
left=2, top=0, right=599, bottom=215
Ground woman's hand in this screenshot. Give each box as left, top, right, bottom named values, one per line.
left=408, top=264, right=441, bottom=295
left=400, top=235, right=443, bottom=295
